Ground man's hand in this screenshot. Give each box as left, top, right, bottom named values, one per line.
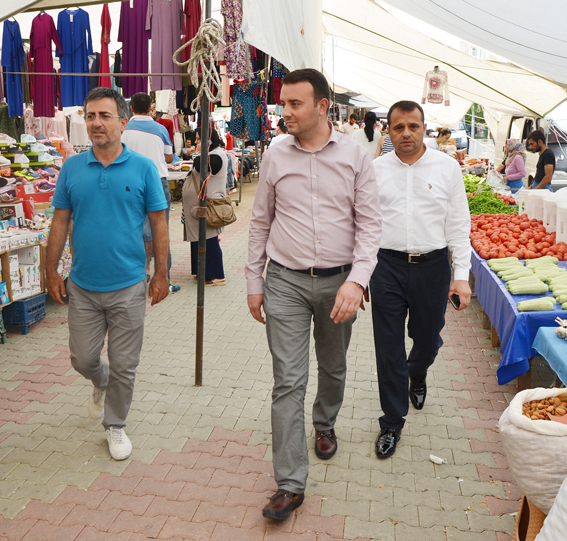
left=148, top=274, right=169, bottom=306
left=248, top=294, right=265, bottom=324
left=330, top=281, right=363, bottom=324
left=448, top=280, right=472, bottom=311
left=46, top=270, right=67, bottom=305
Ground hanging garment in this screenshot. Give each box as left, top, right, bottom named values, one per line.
left=30, top=13, right=62, bottom=118
left=182, top=0, right=201, bottom=63
left=221, top=0, right=248, bottom=79
left=57, top=9, right=93, bottom=107
left=220, top=64, right=230, bottom=107
left=24, top=107, right=40, bottom=136
left=2, top=20, right=24, bottom=118
left=44, top=110, right=68, bottom=141
left=88, top=53, right=101, bottom=92
left=230, top=82, right=270, bottom=142
left=146, top=0, right=183, bottom=91
left=0, top=67, right=4, bottom=102
left=99, top=4, right=112, bottom=88
left=156, top=117, right=174, bottom=142
left=69, top=111, right=89, bottom=146
left=118, top=0, right=150, bottom=98
left=273, top=60, right=288, bottom=79
left=113, top=49, right=122, bottom=88
left=421, top=69, right=450, bottom=106
left=0, top=103, right=19, bottom=140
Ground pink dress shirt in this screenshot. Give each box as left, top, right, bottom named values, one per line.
left=246, top=126, right=382, bottom=295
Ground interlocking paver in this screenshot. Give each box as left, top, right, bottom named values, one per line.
left=0, top=182, right=523, bottom=540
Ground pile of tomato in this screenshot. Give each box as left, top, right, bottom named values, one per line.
left=470, top=213, right=567, bottom=260
left=495, top=193, right=516, bottom=206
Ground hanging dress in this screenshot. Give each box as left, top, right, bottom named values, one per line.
left=1, top=20, right=24, bottom=118
left=57, top=9, right=93, bottom=107
left=118, top=0, right=150, bottom=98
left=146, top=0, right=183, bottom=91
left=182, top=0, right=201, bottom=63
left=30, top=13, right=62, bottom=118
left=99, top=4, right=112, bottom=88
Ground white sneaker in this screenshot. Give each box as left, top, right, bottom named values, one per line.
left=37, top=153, right=54, bottom=163
left=14, top=154, right=29, bottom=164
left=88, top=385, right=105, bottom=419
left=106, top=427, right=132, bottom=460
left=21, top=134, right=36, bottom=143
left=30, top=143, right=48, bottom=153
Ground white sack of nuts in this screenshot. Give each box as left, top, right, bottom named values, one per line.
left=499, top=388, right=567, bottom=514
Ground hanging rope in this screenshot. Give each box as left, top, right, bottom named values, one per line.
left=173, top=18, right=225, bottom=113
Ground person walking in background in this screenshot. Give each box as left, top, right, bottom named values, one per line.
left=374, top=123, right=395, bottom=158
left=246, top=69, right=382, bottom=521
left=527, top=130, right=555, bottom=191
left=341, top=113, right=359, bottom=137
left=425, top=126, right=452, bottom=151
left=46, top=87, right=169, bottom=461
left=370, top=100, right=471, bottom=459
left=353, top=111, right=381, bottom=157
left=121, top=92, right=181, bottom=293
left=501, top=138, right=527, bottom=193
left=182, top=128, right=228, bottom=286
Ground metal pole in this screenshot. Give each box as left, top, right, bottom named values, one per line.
left=195, top=0, right=212, bottom=387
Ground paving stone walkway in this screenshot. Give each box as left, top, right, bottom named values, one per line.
left=0, top=178, right=522, bottom=540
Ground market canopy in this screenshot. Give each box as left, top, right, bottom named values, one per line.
left=380, top=0, right=567, bottom=87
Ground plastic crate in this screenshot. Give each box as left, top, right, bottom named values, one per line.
left=2, top=293, right=46, bottom=335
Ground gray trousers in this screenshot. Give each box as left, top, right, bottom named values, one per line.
left=264, top=262, right=354, bottom=493
left=67, top=278, right=147, bottom=429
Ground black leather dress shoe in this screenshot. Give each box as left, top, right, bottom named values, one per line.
left=375, top=428, right=402, bottom=458
left=262, top=490, right=304, bottom=520
left=409, top=379, right=427, bottom=410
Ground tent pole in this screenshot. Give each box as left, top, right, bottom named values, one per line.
left=195, top=0, right=212, bottom=387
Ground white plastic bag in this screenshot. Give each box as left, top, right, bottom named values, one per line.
left=487, top=170, right=506, bottom=189
left=535, top=475, right=567, bottom=540
left=499, top=388, right=567, bottom=514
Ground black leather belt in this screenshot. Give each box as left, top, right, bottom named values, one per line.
left=380, top=247, right=448, bottom=264
left=270, top=259, right=352, bottom=277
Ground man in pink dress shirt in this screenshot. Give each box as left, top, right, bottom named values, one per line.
left=245, top=69, right=382, bottom=521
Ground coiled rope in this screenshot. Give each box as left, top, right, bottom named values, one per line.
left=173, top=18, right=225, bottom=113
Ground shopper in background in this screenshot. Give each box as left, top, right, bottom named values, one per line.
left=425, top=126, right=452, bottom=151
left=182, top=128, right=228, bottom=286
left=46, top=87, right=169, bottom=461
left=246, top=69, right=382, bottom=521
left=374, top=123, right=395, bottom=158
left=527, top=130, right=555, bottom=191
left=353, top=111, right=381, bottom=157
left=121, top=92, right=180, bottom=293
left=370, top=100, right=471, bottom=459
left=269, top=118, right=290, bottom=148
left=502, top=138, right=527, bottom=193
left=341, top=113, right=359, bottom=137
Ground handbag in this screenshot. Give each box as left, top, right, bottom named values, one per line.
left=192, top=174, right=237, bottom=228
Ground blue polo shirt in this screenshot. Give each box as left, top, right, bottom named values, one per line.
left=52, top=144, right=167, bottom=292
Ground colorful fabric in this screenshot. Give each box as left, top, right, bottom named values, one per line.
left=221, top=0, right=248, bottom=79
left=230, top=82, right=270, bottom=142
left=2, top=20, right=24, bottom=118
left=273, top=60, right=288, bottom=79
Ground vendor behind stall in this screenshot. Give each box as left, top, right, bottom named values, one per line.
left=501, top=138, right=527, bottom=193
left=425, top=127, right=451, bottom=151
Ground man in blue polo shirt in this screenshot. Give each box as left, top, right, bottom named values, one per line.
left=46, top=87, right=169, bottom=461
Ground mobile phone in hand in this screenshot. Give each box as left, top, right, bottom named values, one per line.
left=449, top=294, right=461, bottom=310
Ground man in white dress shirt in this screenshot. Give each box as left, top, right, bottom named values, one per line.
left=341, top=114, right=359, bottom=138
left=371, top=100, right=471, bottom=459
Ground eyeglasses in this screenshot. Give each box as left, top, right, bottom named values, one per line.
left=85, top=113, right=122, bottom=122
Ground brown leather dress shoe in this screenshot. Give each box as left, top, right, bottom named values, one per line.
left=262, top=489, right=304, bottom=520
left=315, top=429, right=337, bottom=459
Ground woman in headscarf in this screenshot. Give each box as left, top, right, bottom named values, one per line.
left=353, top=111, right=381, bottom=157
left=182, top=128, right=228, bottom=286
left=502, top=138, right=527, bottom=193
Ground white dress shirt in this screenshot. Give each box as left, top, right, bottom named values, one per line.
left=373, top=147, right=471, bottom=281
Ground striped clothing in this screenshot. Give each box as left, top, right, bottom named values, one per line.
left=380, top=134, right=394, bottom=156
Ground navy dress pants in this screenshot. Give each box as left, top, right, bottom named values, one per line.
left=370, top=249, right=451, bottom=430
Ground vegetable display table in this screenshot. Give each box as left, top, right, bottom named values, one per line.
left=470, top=249, right=567, bottom=386
left=532, top=327, right=567, bottom=386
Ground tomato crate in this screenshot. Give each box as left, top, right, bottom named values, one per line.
left=2, top=293, right=46, bottom=335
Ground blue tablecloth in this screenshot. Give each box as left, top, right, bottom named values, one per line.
left=533, top=327, right=567, bottom=385
left=470, top=249, right=567, bottom=385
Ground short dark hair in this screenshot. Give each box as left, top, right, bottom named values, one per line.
left=350, top=113, right=358, bottom=121
left=282, top=68, right=331, bottom=111
left=130, top=92, right=152, bottom=114
left=438, top=127, right=451, bottom=137
left=277, top=118, right=286, bottom=129
left=280, top=125, right=289, bottom=134
left=527, top=130, right=545, bottom=144
left=84, top=87, right=129, bottom=119
left=387, top=100, right=425, bottom=125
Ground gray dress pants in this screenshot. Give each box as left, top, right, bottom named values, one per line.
left=264, top=262, right=354, bottom=494
left=67, top=278, right=147, bottom=429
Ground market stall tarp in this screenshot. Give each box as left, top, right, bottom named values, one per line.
left=379, top=0, right=567, bottom=87
left=320, top=0, right=567, bottom=126
left=242, top=0, right=321, bottom=72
